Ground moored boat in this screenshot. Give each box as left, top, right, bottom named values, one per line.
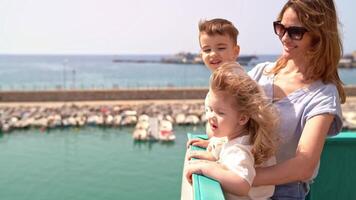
left=132, top=116, right=175, bottom=142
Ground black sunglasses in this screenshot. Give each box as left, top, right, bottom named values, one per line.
left=273, top=21, right=308, bottom=40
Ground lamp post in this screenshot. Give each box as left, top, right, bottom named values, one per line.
left=63, top=59, right=68, bottom=90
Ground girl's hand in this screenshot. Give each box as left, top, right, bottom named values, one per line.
left=186, top=138, right=210, bottom=148
left=188, top=150, right=216, bottom=161
left=184, top=159, right=219, bottom=184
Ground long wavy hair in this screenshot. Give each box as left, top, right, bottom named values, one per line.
left=270, top=0, right=345, bottom=103
left=210, top=62, right=279, bottom=165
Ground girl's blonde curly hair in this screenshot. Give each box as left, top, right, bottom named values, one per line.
left=210, top=62, right=279, bottom=165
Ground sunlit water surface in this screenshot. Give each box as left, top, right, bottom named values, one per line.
left=0, top=126, right=205, bottom=200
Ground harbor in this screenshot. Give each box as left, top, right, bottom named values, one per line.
left=1, top=95, right=356, bottom=134
left=0, top=0, right=355, bottom=198
left=0, top=100, right=205, bottom=134
left=1, top=54, right=356, bottom=200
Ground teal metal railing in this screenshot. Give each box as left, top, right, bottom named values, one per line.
left=308, top=131, right=356, bottom=199
left=187, top=133, right=225, bottom=200
left=186, top=131, right=356, bottom=200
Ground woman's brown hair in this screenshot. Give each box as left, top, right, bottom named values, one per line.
left=270, top=0, right=345, bottom=103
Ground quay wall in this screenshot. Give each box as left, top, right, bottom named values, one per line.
left=0, top=86, right=356, bottom=102
left=0, top=88, right=208, bottom=102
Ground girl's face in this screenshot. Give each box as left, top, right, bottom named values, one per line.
left=199, top=33, right=240, bottom=71
left=278, top=7, right=313, bottom=62
left=205, top=90, right=248, bottom=140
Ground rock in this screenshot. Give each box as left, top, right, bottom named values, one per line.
left=32, top=118, right=48, bottom=128
left=113, top=115, right=122, bottom=126
left=105, top=115, right=114, bottom=126
left=1, top=123, right=11, bottom=133
left=185, top=114, right=200, bottom=125
left=175, top=113, right=186, bottom=124
left=87, top=115, right=99, bottom=126
left=121, top=115, right=137, bottom=126
left=122, top=110, right=137, bottom=116
left=67, top=116, right=77, bottom=126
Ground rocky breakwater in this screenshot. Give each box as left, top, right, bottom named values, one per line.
left=1, top=98, right=355, bottom=133
left=0, top=102, right=207, bottom=133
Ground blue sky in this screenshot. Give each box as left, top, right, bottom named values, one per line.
left=0, top=0, right=354, bottom=55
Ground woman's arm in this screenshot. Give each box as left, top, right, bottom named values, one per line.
left=253, top=114, right=334, bottom=186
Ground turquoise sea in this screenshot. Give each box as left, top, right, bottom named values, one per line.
left=0, top=125, right=205, bottom=200
left=0, top=54, right=356, bottom=91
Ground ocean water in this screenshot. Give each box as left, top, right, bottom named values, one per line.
left=0, top=125, right=205, bottom=200
left=0, top=54, right=211, bottom=90
left=1, top=54, right=355, bottom=199
left=0, top=54, right=355, bottom=91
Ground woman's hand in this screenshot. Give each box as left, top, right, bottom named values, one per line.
left=188, top=150, right=216, bottom=161
left=186, top=138, right=210, bottom=148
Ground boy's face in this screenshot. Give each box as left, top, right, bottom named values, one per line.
left=199, top=32, right=240, bottom=71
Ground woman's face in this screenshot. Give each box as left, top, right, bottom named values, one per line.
left=278, top=7, right=313, bottom=62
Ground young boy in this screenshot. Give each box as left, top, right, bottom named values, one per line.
left=197, top=18, right=242, bottom=145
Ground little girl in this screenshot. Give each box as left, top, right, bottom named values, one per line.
left=185, top=62, right=279, bottom=200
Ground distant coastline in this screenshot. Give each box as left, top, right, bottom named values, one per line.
left=113, top=52, right=258, bottom=66
left=1, top=53, right=356, bottom=92
left=339, top=52, right=356, bottom=68
left=112, top=51, right=356, bottom=68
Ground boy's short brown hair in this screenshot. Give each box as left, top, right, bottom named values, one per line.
left=199, top=18, right=239, bottom=45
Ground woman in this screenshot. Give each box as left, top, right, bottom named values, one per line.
left=249, top=0, right=345, bottom=199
